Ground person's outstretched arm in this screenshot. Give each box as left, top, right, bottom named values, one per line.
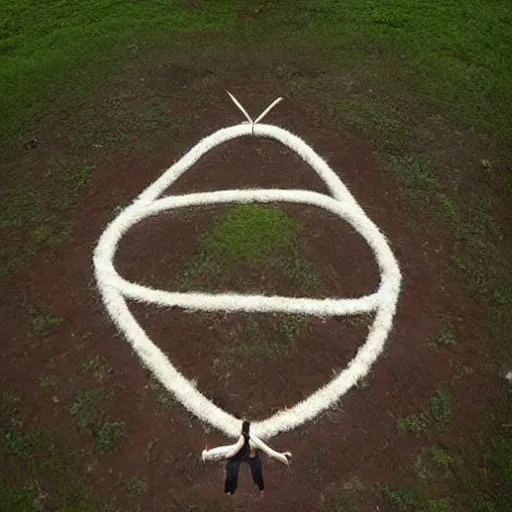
left=201, top=435, right=245, bottom=461
left=249, top=434, right=292, bottom=466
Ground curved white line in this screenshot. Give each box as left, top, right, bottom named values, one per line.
left=93, top=119, right=402, bottom=441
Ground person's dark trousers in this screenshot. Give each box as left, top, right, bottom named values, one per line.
left=249, top=454, right=264, bottom=491
left=224, top=459, right=241, bottom=495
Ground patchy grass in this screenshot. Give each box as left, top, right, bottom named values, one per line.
left=69, top=388, right=126, bottom=456
left=381, top=437, right=512, bottom=512
left=413, top=446, right=462, bottom=480
left=488, top=284, right=512, bottom=360
left=38, top=374, right=58, bottom=389
left=0, top=162, right=95, bottom=279
left=124, top=476, right=148, bottom=497
left=397, top=413, right=430, bottom=438
left=387, top=388, right=512, bottom=511
left=278, top=315, right=310, bottom=342
left=0, top=392, right=113, bottom=512
left=435, top=321, right=459, bottom=347
left=397, top=387, right=452, bottom=437
left=429, top=387, right=452, bottom=425
left=96, top=420, right=127, bottom=455
left=70, top=388, right=110, bottom=431
left=213, top=315, right=310, bottom=376
left=378, top=484, right=450, bottom=512
left=30, top=313, right=63, bottom=337
left=81, top=355, right=112, bottom=382
left=322, top=476, right=365, bottom=511
left=27, top=302, right=64, bottom=337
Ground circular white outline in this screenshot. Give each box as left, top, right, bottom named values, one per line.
left=93, top=121, right=402, bottom=440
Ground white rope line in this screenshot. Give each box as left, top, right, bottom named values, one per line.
left=93, top=95, right=402, bottom=442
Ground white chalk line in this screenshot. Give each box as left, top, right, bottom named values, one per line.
left=93, top=99, right=402, bottom=441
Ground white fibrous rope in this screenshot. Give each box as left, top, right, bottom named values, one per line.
left=93, top=93, right=402, bottom=453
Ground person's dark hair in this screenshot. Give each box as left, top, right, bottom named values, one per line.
left=241, top=420, right=250, bottom=436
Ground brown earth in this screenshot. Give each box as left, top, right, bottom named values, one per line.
left=0, top=83, right=506, bottom=511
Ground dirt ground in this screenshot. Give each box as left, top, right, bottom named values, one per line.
left=1, top=79, right=508, bottom=512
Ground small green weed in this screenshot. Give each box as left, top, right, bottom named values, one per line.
left=429, top=387, right=452, bottom=425
left=0, top=392, right=20, bottom=408
left=27, top=301, right=64, bottom=336
left=70, top=388, right=110, bottom=430
left=397, top=388, right=452, bottom=436
left=144, top=439, right=158, bottom=463
left=414, top=446, right=462, bottom=480
left=81, top=355, right=112, bottom=382
left=31, top=313, right=64, bottom=336
left=96, top=420, right=126, bottom=455
left=38, top=375, right=57, bottom=389
left=397, top=413, right=430, bottom=437
left=278, top=315, right=310, bottom=342
left=124, top=476, right=148, bottom=497
left=436, top=321, right=459, bottom=347
left=449, top=359, right=475, bottom=382
left=429, top=446, right=459, bottom=469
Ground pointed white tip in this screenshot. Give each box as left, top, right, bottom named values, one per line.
left=226, top=90, right=253, bottom=124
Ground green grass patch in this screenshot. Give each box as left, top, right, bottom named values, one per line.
left=0, top=394, right=113, bottom=511
left=389, top=389, right=512, bottom=511
left=176, top=204, right=320, bottom=294
left=0, top=162, right=95, bottom=279
left=81, top=355, right=112, bottom=382
left=199, top=204, right=300, bottom=264
left=435, top=321, right=459, bottom=347
left=27, top=302, right=64, bottom=337
left=38, top=375, right=58, bottom=389
left=397, top=387, right=452, bottom=437
left=278, top=315, right=310, bottom=342
left=96, top=420, right=127, bottom=455
left=69, top=388, right=127, bottom=456
left=0, top=0, right=240, bottom=151
left=124, top=476, right=148, bottom=497
left=70, top=388, right=110, bottom=431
